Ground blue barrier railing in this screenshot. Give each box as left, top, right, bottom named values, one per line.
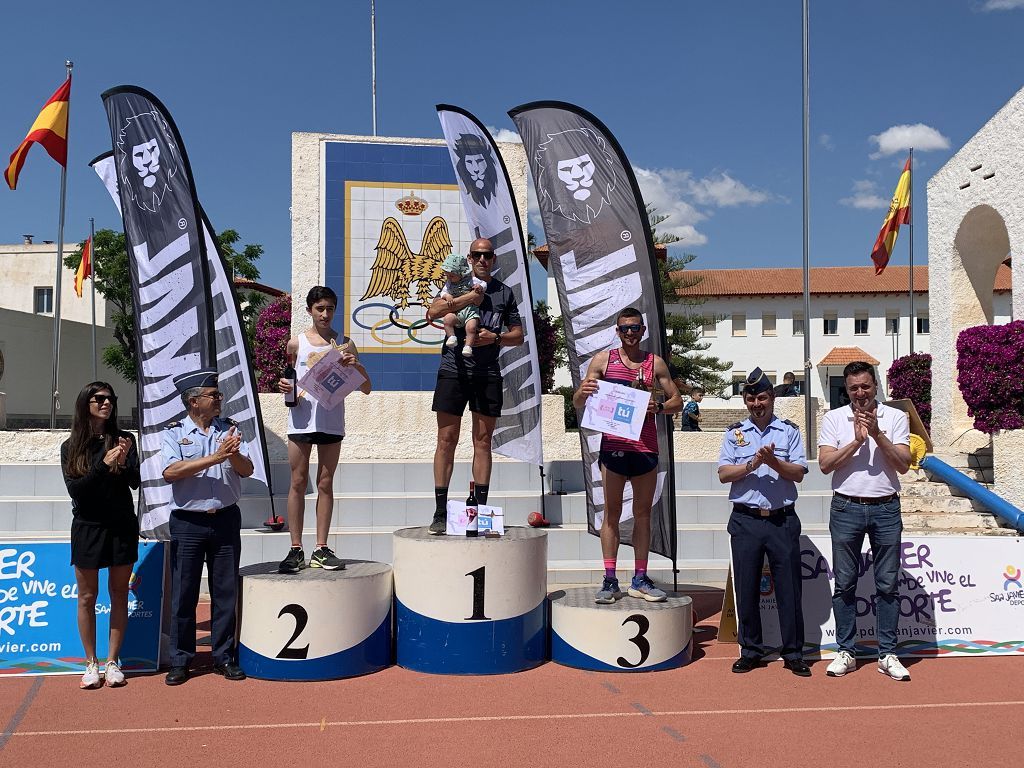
left=919, top=455, right=1024, bottom=532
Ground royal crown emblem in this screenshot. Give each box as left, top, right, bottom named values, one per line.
left=395, top=191, right=428, bottom=216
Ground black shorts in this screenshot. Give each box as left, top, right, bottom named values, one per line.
left=599, top=450, right=659, bottom=479
left=289, top=432, right=344, bottom=445
left=432, top=375, right=503, bottom=418
left=70, top=518, right=139, bottom=569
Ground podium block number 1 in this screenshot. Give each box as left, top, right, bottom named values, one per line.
left=465, top=567, right=490, bottom=621
left=276, top=604, right=311, bottom=659
left=616, top=614, right=651, bottom=668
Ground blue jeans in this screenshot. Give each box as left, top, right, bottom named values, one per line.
left=829, top=495, right=903, bottom=656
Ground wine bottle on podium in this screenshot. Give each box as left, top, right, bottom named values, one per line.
left=465, top=481, right=478, bottom=538
left=284, top=363, right=298, bottom=408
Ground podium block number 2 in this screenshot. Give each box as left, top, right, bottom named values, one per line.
left=465, top=567, right=490, bottom=621
left=276, top=604, right=311, bottom=659
left=616, top=614, right=651, bottom=668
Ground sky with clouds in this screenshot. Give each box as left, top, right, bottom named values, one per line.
left=1, top=0, right=1022, bottom=298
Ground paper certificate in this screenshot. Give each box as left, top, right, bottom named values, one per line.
left=580, top=380, right=651, bottom=441
left=297, top=346, right=366, bottom=409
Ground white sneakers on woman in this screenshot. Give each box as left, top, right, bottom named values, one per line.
left=80, top=659, right=126, bottom=689
left=104, top=659, right=126, bottom=687
left=80, top=660, right=101, bottom=689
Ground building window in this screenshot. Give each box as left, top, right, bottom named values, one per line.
left=792, top=312, right=804, bottom=337
left=732, top=313, right=746, bottom=337
left=823, top=312, right=838, bottom=336
left=701, top=316, right=717, bottom=337
left=762, top=313, right=776, bottom=336
left=764, top=371, right=777, bottom=385
left=34, top=287, right=53, bottom=314
left=792, top=373, right=805, bottom=395
left=886, top=312, right=900, bottom=336
left=917, top=315, right=930, bottom=335
left=731, top=372, right=747, bottom=396
left=854, top=312, right=868, bottom=335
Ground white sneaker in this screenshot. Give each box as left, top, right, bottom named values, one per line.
left=461, top=345, right=473, bottom=358
left=878, top=654, right=911, bottom=681
left=104, top=659, right=126, bottom=687
left=80, top=659, right=101, bottom=689
left=445, top=336, right=458, bottom=349
left=825, top=650, right=856, bottom=677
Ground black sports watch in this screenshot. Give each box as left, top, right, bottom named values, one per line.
left=655, top=401, right=664, bottom=413
left=494, top=330, right=502, bottom=346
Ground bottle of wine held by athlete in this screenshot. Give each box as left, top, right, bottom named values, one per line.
left=465, top=481, right=479, bottom=537
left=283, top=363, right=298, bottom=408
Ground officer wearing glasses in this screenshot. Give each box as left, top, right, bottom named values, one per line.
left=161, top=369, right=253, bottom=685
left=425, top=237, right=524, bottom=535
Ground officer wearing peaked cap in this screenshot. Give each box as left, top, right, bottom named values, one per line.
left=161, top=368, right=253, bottom=686
left=718, top=367, right=810, bottom=677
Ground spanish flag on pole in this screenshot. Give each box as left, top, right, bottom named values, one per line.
left=870, top=154, right=911, bottom=275
left=5, top=77, right=71, bottom=190
left=74, top=235, right=92, bottom=298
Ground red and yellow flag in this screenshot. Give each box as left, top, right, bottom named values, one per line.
left=5, top=77, right=71, bottom=190
left=74, top=236, right=92, bottom=298
left=870, top=155, right=911, bottom=275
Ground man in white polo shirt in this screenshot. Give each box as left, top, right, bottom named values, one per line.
left=818, top=361, right=911, bottom=682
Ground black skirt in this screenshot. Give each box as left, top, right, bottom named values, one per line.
left=70, top=517, right=139, bottom=569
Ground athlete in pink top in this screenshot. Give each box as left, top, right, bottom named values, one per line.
left=573, top=307, right=682, bottom=604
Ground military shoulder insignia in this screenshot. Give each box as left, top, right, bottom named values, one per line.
left=783, top=419, right=799, bottom=429
left=164, top=421, right=181, bottom=429
left=178, top=437, right=193, bottom=446
left=222, top=417, right=238, bottom=427
left=726, top=421, right=743, bottom=431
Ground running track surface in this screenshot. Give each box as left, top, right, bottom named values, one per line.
left=1, top=590, right=1019, bottom=768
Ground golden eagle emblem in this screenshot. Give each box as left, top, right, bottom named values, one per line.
left=360, top=216, right=452, bottom=309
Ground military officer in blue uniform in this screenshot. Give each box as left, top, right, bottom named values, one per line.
left=718, top=368, right=810, bottom=677
left=161, top=369, right=253, bottom=685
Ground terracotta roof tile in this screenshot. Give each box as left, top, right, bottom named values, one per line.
left=818, top=346, right=880, bottom=367
left=671, top=264, right=1012, bottom=298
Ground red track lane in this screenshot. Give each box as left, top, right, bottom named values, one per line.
left=2, top=593, right=1021, bottom=768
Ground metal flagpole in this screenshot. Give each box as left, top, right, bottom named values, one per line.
left=90, top=217, right=97, bottom=380
left=371, top=0, right=378, bottom=136
left=908, top=147, right=915, bottom=355
left=49, top=59, right=73, bottom=429
left=801, top=1, right=814, bottom=458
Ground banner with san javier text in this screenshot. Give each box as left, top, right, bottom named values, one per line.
left=0, top=541, right=165, bottom=675
left=101, top=86, right=218, bottom=539
left=733, top=534, right=1024, bottom=658
left=90, top=152, right=275, bottom=519
left=510, top=101, right=676, bottom=560
left=437, top=105, right=543, bottom=466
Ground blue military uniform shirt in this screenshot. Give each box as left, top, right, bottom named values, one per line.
left=717, top=416, right=807, bottom=510
left=161, top=416, right=251, bottom=511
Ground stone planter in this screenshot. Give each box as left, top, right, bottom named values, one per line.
left=992, top=429, right=1024, bottom=510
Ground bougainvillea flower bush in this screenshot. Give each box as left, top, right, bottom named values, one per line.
left=253, top=294, right=292, bottom=393
left=888, top=352, right=932, bottom=431
left=956, top=320, right=1024, bottom=434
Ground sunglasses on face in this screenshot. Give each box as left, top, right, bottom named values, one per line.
left=90, top=394, right=117, bottom=405
left=617, top=324, right=644, bottom=334
left=469, top=251, right=495, bottom=261
left=196, top=392, right=224, bottom=401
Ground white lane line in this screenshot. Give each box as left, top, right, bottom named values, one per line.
left=10, top=700, right=1022, bottom=738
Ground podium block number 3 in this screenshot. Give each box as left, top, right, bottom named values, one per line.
left=616, top=614, right=651, bottom=668
left=276, top=604, right=311, bottom=659
left=465, top=567, right=490, bottom=621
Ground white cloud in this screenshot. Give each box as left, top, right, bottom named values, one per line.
left=869, top=123, right=950, bottom=158
left=632, top=167, right=709, bottom=246
left=819, top=133, right=835, bottom=151
left=686, top=171, right=773, bottom=207
left=979, top=0, right=1024, bottom=10
left=840, top=179, right=889, bottom=210
left=485, top=125, right=522, bottom=144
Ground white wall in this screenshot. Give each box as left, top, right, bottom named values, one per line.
left=0, top=243, right=110, bottom=327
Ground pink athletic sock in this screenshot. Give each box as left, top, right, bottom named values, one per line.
left=604, top=558, right=616, bottom=579
left=635, top=559, right=648, bottom=578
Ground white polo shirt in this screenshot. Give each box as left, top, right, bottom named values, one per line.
left=818, top=402, right=910, bottom=497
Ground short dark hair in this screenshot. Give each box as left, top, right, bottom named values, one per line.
left=617, top=307, right=643, bottom=322
left=306, top=286, right=338, bottom=309
left=690, top=385, right=704, bottom=394
left=843, top=361, right=877, bottom=383
left=783, top=372, right=795, bottom=382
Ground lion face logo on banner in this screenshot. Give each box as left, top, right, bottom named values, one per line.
left=360, top=216, right=453, bottom=308
left=454, top=133, right=499, bottom=208
left=535, top=127, right=618, bottom=224
left=114, top=110, right=180, bottom=213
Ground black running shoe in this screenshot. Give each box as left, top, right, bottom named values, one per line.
left=278, top=547, right=306, bottom=574
left=428, top=512, right=447, bottom=535
left=309, top=546, right=345, bottom=570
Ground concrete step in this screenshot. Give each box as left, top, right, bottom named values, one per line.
left=900, top=511, right=1016, bottom=534
left=901, top=481, right=994, bottom=499
left=900, top=494, right=990, bottom=514
left=932, top=451, right=993, bottom=470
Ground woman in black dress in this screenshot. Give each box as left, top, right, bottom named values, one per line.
left=60, top=382, right=140, bottom=689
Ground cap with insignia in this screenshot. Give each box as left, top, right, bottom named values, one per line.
left=742, top=367, right=773, bottom=396
left=173, top=368, right=219, bottom=393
